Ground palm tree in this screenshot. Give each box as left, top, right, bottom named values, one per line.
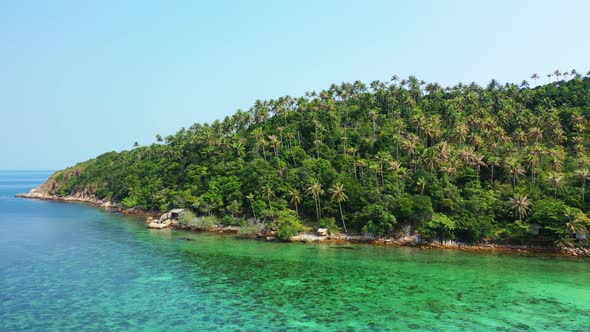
left=452, top=122, right=469, bottom=144
left=487, top=155, right=500, bottom=185
left=509, top=195, right=532, bottom=221
left=288, top=188, right=302, bottom=216
left=262, top=185, right=274, bottom=209
left=375, top=151, right=389, bottom=185
left=416, top=177, right=427, bottom=195
left=330, top=183, right=349, bottom=233
left=564, top=215, right=588, bottom=239
left=246, top=193, right=256, bottom=220
left=306, top=181, right=324, bottom=221
left=268, top=135, right=280, bottom=157
left=530, top=73, right=539, bottom=87
left=553, top=69, right=561, bottom=82
left=369, top=110, right=378, bottom=141
left=546, top=172, right=564, bottom=198
left=471, top=153, right=487, bottom=176
left=506, top=161, right=526, bottom=189
left=355, top=159, right=368, bottom=184
left=576, top=169, right=590, bottom=204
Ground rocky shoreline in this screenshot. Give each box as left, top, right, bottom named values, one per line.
left=16, top=188, right=162, bottom=218
left=16, top=189, right=590, bottom=258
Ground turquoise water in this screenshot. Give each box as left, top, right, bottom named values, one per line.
left=1, top=171, right=589, bottom=331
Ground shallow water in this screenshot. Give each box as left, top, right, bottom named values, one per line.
left=1, top=171, right=589, bottom=331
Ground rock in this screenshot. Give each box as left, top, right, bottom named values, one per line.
left=317, top=228, right=329, bottom=236
left=147, top=220, right=171, bottom=229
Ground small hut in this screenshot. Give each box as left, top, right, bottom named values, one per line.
left=574, top=230, right=588, bottom=240
left=317, top=228, right=329, bottom=237
left=157, top=208, right=185, bottom=224
left=530, top=224, right=543, bottom=236
left=169, top=209, right=185, bottom=219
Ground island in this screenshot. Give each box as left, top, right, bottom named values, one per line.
left=18, top=72, right=590, bottom=256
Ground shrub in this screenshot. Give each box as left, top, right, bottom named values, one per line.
left=193, top=216, right=218, bottom=229
left=358, top=204, right=397, bottom=236
left=319, top=217, right=338, bottom=234
left=392, top=194, right=433, bottom=228
left=178, top=210, right=197, bottom=225
left=121, top=196, right=138, bottom=208
left=238, top=220, right=266, bottom=238
left=274, top=210, right=303, bottom=241
left=419, top=213, right=456, bottom=244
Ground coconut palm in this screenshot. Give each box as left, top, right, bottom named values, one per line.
left=509, top=195, right=531, bottom=221
left=576, top=169, right=590, bottom=204
left=268, top=135, right=280, bottom=157
left=505, top=160, right=525, bottom=189
left=306, top=181, right=324, bottom=221
left=329, top=183, right=349, bottom=233
left=375, top=151, right=389, bottom=185
left=416, top=177, right=427, bottom=195
left=355, top=159, right=368, bottom=183
left=262, top=185, right=275, bottom=209
left=369, top=110, right=379, bottom=141
left=246, top=193, right=256, bottom=220
left=288, top=188, right=302, bottom=216
left=564, top=211, right=588, bottom=234
left=553, top=69, right=561, bottom=82
left=487, top=155, right=500, bottom=185
left=530, top=73, right=539, bottom=87
left=546, top=172, right=564, bottom=198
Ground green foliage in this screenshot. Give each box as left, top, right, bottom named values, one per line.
left=358, top=204, right=397, bottom=236
left=420, top=213, right=456, bottom=244
left=179, top=211, right=217, bottom=229
left=237, top=220, right=265, bottom=238
left=319, top=217, right=338, bottom=234
left=392, top=194, right=433, bottom=228
left=178, top=210, right=197, bottom=225
left=274, top=210, right=303, bottom=241
left=194, top=216, right=218, bottom=229
left=494, top=221, right=532, bottom=243
left=40, top=75, right=590, bottom=246
left=121, top=196, right=138, bottom=208
left=529, top=199, right=571, bottom=236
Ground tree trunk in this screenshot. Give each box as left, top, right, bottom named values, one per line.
left=339, top=202, right=348, bottom=233
left=582, top=180, right=586, bottom=204
left=314, top=197, right=320, bottom=221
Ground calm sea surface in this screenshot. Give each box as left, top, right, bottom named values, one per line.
left=0, top=170, right=589, bottom=331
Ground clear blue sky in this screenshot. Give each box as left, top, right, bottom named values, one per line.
left=1, top=0, right=589, bottom=170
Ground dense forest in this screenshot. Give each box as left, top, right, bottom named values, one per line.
left=45, top=70, right=590, bottom=245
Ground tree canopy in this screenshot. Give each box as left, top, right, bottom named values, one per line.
left=43, top=71, right=590, bottom=245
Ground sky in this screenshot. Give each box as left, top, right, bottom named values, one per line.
left=1, top=0, right=589, bottom=170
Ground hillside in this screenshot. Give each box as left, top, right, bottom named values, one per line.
left=36, top=72, right=590, bottom=245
